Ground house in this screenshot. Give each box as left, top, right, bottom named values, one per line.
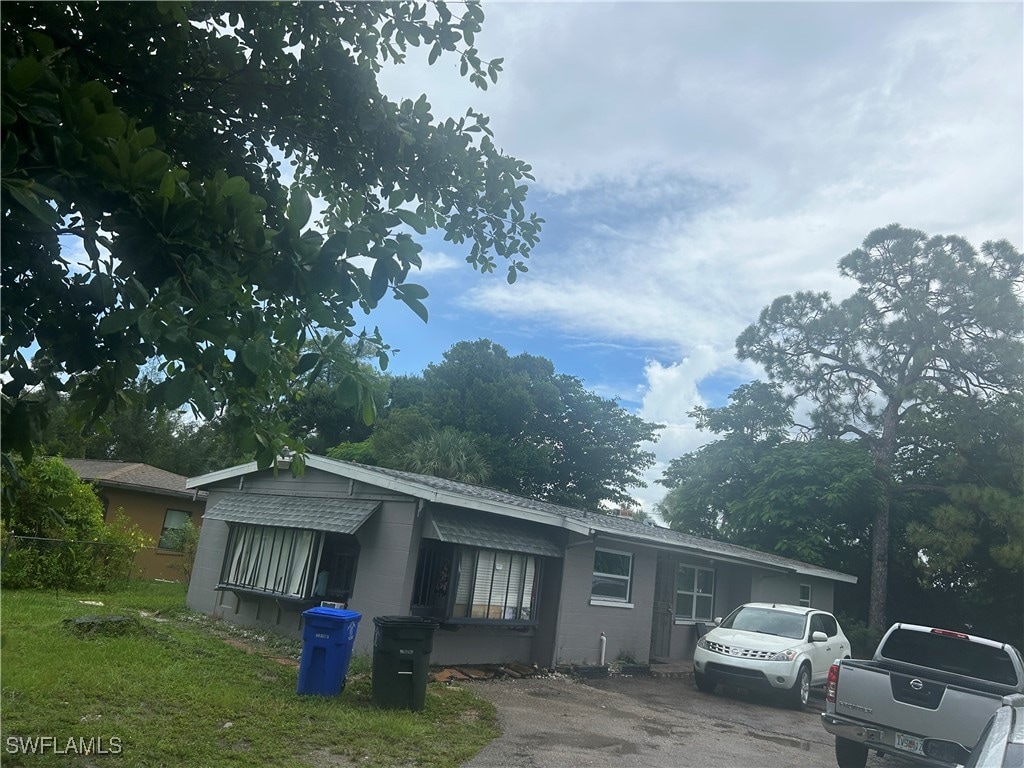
left=63, top=459, right=206, bottom=582
left=185, top=455, right=856, bottom=667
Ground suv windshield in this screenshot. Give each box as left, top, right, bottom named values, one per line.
left=720, top=606, right=807, bottom=640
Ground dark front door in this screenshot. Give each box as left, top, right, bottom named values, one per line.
left=650, top=554, right=675, bottom=659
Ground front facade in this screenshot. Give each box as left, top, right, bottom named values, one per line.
left=64, top=460, right=206, bottom=582
left=186, top=456, right=855, bottom=667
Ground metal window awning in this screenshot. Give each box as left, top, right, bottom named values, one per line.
left=204, top=493, right=380, bottom=535
left=426, top=508, right=563, bottom=558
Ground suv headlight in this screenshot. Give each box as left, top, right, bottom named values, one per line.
left=697, top=636, right=710, bottom=650
left=769, top=649, right=798, bottom=662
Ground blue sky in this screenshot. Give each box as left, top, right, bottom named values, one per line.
left=364, top=1, right=1023, bottom=513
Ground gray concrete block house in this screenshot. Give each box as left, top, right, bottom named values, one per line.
left=185, top=455, right=856, bottom=667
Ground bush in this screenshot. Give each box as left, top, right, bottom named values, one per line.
left=837, top=613, right=881, bottom=658
left=1, top=511, right=152, bottom=591
left=1, top=456, right=105, bottom=539
left=163, top=518, right=200, bottom=582
left=97, top=510, right=154, bottom=586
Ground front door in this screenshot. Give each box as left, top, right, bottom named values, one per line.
left=650, top=555, right=675, bottom=660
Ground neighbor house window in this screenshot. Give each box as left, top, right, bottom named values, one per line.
left=591, top=548, right=633, bottom=604
left=412, top=542, right=539, bottom=624
left=676, top=565, right=715, bottom=620
left=799, top=584, right=812, bottom=607
left=158, top=509, right=192, bottom=551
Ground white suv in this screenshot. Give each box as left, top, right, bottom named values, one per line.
left=692, top=602, right=851, bottom=709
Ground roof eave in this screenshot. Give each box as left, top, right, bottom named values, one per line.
left=308, top=456, right=592, bottom=536
left=591, top=527, right=857, bottom=583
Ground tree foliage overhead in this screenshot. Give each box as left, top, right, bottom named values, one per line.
left=736, top=224, right=1023, bottom=630
left=1, top=1, right=542, bottom=469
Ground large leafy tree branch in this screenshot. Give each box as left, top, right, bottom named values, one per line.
left=1, top=2, right=542, bottom=469
left=736, top=224, right=1023, bottom=631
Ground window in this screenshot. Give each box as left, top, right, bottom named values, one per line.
left=158, top=509, right=192, bottom=550
left=799, top=584, right=812, bottom=607
left=220, top=524, right=321, bottom=599
left=412, top=542, right=539, bottom=624
left=675, top=565, right=714, bottom=620
left=220, top=526, right=359, bottom=601
left=810, top=613, right=838, bottom=638
left=592, top=548, right=633, bottom=603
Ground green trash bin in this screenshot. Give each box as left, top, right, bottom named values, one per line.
left=371, top=615, right=439, bottom=711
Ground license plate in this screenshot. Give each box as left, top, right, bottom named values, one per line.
left=894, top=732, right=925, bottom=756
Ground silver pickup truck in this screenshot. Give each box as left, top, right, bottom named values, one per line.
left=821, top=623, right=1024, bottom=768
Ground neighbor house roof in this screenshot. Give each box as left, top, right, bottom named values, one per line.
left=64, top=459, right=207, bottom=502
left=188, top=455, right=856, bottom=585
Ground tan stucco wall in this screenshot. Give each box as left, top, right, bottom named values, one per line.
left=97, top=487, right=205, bottom=582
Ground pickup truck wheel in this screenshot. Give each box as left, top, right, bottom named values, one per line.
left=834, top=737, right=868, bottom=768
left=785, top=664, right=811, bottom=709
left=694, top=671, right=717, bottom=694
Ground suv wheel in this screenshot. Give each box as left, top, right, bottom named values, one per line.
left=785, top=664, right=811, bottom=709
left=694, top=671, right=716, bottom=694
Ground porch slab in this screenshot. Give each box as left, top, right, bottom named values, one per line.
left=648, top=659, right=695, bottom=680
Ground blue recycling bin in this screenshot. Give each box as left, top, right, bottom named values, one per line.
left=297, top=606, right=362, bottom=696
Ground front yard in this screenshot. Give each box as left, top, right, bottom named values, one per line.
left=0, top=581, right=498, bottom=766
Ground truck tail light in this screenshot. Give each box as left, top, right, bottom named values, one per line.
left=826, top=663, right=840, bottom=703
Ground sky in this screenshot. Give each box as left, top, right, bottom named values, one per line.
left=361, top=1, right=1024, bottom=515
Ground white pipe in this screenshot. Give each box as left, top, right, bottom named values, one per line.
left=599, top=632, right=607, bottom=666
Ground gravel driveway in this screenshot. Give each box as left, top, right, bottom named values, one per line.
left=462, top=674, right=919, bottom=768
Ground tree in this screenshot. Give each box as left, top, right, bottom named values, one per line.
left=399, top=426, right=491, bottom=484
left=899, top=393, right=1023, bottom=644
left=282, top=336, right=388, bottom=454
left=328, top=340, right=661, bottom=506
left=39, top=387, right=241, bottom=477
left=1, top=2, right=542, bottom=471
left=1, top=455, right=104, bottom=539
left=736, top=224, right=1024, bottom=631
left=409, top=340, right=661, bottom=507
left=658, top=382, right=794, bottom=538
left=658, top=383, right=878, bottom=580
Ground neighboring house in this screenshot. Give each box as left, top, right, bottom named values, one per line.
left=64, top=459, right=207, bottom=582
left=185, top=455, right=856, bottom=667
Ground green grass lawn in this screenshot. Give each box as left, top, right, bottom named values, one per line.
left=0, top=582, right=498, bottom=767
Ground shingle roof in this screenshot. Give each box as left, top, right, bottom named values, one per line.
left=427, top=508, right=564, bottom=558
left=63, top=459, right=206, bottom=501
left=204, top=493, right=379, bottom=534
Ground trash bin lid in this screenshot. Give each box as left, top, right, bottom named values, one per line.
left=303, top=606, right=362, bottom=621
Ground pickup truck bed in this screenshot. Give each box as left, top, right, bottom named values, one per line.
left=821, top=624, right=1024, bottom=768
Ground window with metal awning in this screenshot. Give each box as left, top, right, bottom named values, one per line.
left=205, top=493, right=380, bottom=602
left=414, top=508, right=563, bottom=626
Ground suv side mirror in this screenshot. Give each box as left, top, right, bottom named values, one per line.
left=713, top=617, right=722, bottom=626
left=811, top=631, right=828, bottom=643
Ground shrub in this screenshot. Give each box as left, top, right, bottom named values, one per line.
left=1, top=510, right=152, bottom=591
left=837, top=613, right=881, bottom=658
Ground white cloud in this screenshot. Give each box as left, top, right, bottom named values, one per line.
left=414, top=250, right=462, bottom=276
